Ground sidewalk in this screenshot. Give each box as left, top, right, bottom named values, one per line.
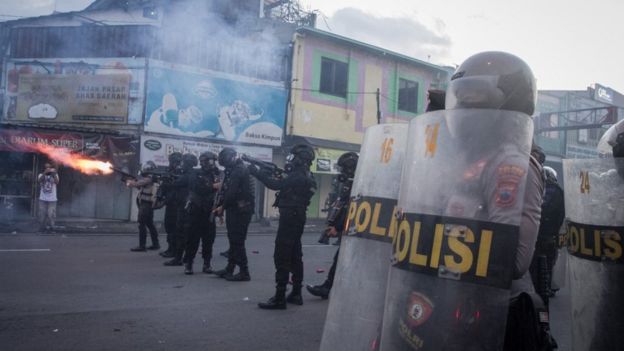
left=0, top=217, right=327, bottom=235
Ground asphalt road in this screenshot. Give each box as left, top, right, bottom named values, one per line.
left=0, top=228, right=572, bottom=351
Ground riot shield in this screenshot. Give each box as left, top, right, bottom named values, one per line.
left=563, top=158, right=624, bottom=351
left=380, top=109, right=534, bottom=351
left=320, top=124, right=407, bottom=351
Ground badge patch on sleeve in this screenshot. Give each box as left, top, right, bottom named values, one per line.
left=495, top=164, right=525, bottom=207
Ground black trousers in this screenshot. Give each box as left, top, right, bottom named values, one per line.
left=225, top=208, right=252, bottom=268
left=173, top=207, right=191, bottom=261
left=138, top=200, right=158, bottom=247
left=164, top=204, right=178, bottom=249
left=183, top=207, right=217, bottom=264
left=326, top=248, right=339, bottom=288
left=274, top=207, right=306, bottom=290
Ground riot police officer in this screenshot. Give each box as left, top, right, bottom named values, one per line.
left=182, top=151, right=220, bottom=274
left=250, top=144, right=317, bottom=310
left=213, top=148, right=255, bottom=281
left=163, top=153, right=197, bottom=266
left=160, top=152, right=182, bottom=258
left=307, top=151, right=358, bottom=299
left=126, top=161, right=160, bottom=252
left=530, top=166, right=565, bottom=302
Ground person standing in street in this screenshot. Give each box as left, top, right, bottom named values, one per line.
left=182, top=151, right=220, bottom=275
left=38, top=162, right=59, bottom=233
left=250, top=144, right=317, bottom=310
left=213, top=148, right=255, bottom=281
left=163, top=153, right=197, bottom=266
left=126, top=161, right=160, bottom=252
left=307, top=152, right=358, bottom=299
left=160, top=152, right=183, bottom=258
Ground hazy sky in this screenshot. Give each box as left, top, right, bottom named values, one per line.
left=2, top=0, right=622, bottom=92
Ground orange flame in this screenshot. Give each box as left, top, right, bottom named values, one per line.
left=30, top=144, right=113, bottom=175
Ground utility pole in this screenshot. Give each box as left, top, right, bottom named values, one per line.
left=376, top=88, right=381, bottom=124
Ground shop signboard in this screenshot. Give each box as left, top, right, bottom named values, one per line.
left=4, top=58, right=146, bottom=124
left=140, top=134, right=273, bottom=167
left=144, top=60, right=287, bottom=146
left=15, top=74, right=130, bottom=123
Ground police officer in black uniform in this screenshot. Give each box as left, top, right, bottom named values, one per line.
left=307, top=152, right=358, bottom=299
left=163, top=153, right=197, bottom=266
left=160, top=152, right=182, bottom=258
left=251, top=144, right=317, bottom=310
left=213, top=148, right=255, bottom=281
left=530, top=166, right=565, bottom=302
left=182, top=151, right=221, bottom=275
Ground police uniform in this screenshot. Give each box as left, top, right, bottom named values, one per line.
left=163, top=165, right=194, bottom=266
left=216, top=159, right=255, bottom=281
left=253, top=164, right=316, bottom=309
left=182, top=167, right=219, bottom=274
left=446, top=145, right=543, bottom=290
left=128, top=175, right=160, bottom=251
left=161, top=165, right=182, bottom=257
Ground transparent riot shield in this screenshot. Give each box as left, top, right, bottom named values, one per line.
left=381, top=109, right=534, bottom=351
left=563, top=158, right=624, bottom=351
left=320, top=124, right=407, bottom=351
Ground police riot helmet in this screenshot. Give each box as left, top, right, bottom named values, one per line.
left=199, top=151, right=218, bottom=170
left=218, top=147, right=238, bottom=168
left=182, top=153, right=198, bottom=170
left=597, top=119, right=624, bottom=178
left=337, top=152, right=359, bottom=178
left=287, top=144, right=315, bottom=167
left=141, top=161, right=156, bottom=173
left=168, top=152, right=183, bottom=167
left=543, top=166, right=557, bottom=183
left=446, top=51, right=537, bottom=116
left=597, top=119, right=624, bottom=157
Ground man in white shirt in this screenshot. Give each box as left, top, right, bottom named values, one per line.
left=38, top=162, right=59, bottom=233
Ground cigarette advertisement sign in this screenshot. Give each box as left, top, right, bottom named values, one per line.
left=144, top=60, right=287, bottom=146
left=140, top=134, right=273, bottom=168
left=15, top=74, right=130, bottom=123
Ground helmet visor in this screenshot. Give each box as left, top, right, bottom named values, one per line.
left=446, top=75, right=505, bottom=111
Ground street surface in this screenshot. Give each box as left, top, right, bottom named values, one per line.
left=1, top=226, right=572, bottom=351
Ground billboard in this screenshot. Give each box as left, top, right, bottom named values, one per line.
left=4, top=58, right=146, bottom=124
left=144, top=60, right=287, bottom=146
left=15, top=74, right=130, bottom=123
left=140, top=134, right=273, bottom=167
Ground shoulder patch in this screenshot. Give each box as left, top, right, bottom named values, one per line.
left=495, top=164, right=525, bottom=207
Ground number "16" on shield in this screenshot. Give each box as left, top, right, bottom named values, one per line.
left=381, top=138, right=394, bottom=163
left=580, top=170, right=590, bottom=194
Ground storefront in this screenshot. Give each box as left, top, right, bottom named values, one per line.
left=0, top=127, right=138, bottom=222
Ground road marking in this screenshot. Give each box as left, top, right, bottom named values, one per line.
left=0, top=249, right=51, bottom=252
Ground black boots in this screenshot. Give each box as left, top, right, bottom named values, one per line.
left=258, top=289, right=287, bottom=310
left=215, top=263, right=235, bottom=278
left=225, top=266, right=251, bottom=282
left=184, top=262, right=193, bottom=275
left=306, top=281, right=331, bottom=299
left=202, top=260, right=213, bottom=274
left=130, top=246, right=146, bottom=252
left=163, top=258, right=183, bottom=266
left=286, top=285, right=303, bottom=305
left=147, top=244, right=160, bottom=250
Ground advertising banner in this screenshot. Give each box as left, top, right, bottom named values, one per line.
left=144, top=60, right=287, bottom=146
left=0, top=128, right=83, bottom=152
left=15, top=74, right=130, bottom=123
left=4, top=58, right=146, bottom=124
left=140, top=134, right=273, bottom=167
